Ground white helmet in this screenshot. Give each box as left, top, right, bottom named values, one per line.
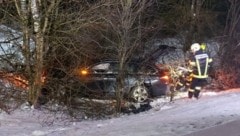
left=190, top=43, right=200, bottom=52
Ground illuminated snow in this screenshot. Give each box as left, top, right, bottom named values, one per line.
left=1, top=89, right=240, bottom=136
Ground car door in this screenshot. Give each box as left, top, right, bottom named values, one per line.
left=121, top=62, right=139, bottom=91
left=88, top=61, right=117, bottom=93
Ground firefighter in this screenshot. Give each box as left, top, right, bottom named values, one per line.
left=188, top=43, right=212, bottom=99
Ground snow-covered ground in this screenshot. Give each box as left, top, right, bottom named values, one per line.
left=1, top=89, right=240, bottom=136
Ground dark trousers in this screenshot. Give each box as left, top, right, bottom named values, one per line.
left=188, top=78, right=207, bottom=98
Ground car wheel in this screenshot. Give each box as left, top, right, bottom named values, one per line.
left=130, top=85, right=149, bottom=103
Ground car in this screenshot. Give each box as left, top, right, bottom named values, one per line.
left=74, top=60, right=170, bottom=103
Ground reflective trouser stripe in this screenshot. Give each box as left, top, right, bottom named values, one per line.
left=195, top=86, right=201, bottom=90
left=188, top=89, right=194, bottom=92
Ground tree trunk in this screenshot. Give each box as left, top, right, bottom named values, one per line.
left=16, top=0, right=59, bottom=107
left=30, top=0, right=45, bottom=108
left=32, top=33, right=44, bottom=108
left=15, top=0, right=35, bottom=104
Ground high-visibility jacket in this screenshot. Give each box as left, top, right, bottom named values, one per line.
left=189, top=50, right=212, bottom=79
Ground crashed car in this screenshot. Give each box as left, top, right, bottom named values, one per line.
left=74, top=60, right=170, bottom=103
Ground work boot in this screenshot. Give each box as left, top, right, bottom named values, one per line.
left=194, top=89, right=200, bottom=99
left=188, top=89, right=194, bottom=99
left=188, top=91, right=193, bottom=98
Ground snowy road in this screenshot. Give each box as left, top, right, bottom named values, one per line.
left=184, top=119, right=240, bottom=136
left=1, top=89, right=240, bottom=136
left=72, top=90, right=240, bottom=136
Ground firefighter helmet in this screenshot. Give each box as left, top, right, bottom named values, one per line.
left=190, top=43, right=200, bottom=52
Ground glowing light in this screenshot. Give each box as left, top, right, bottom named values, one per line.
left=81, top=70, right=88, bottom=75
left=161, top=75, right=169, bottom=80
left=160, top=75, right=170, bottom=84
left=1, top=72, right=29, bottom=90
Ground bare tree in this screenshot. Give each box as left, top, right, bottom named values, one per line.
left=14, top=0, right=61, bottom=107
left=99, top=0, right=153, bottom=112
left=224, top=0, right=240, bottom=39
left=214, top=0, right=240, bottom=89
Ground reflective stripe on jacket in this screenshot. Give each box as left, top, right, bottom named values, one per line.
left=189, top=51, right=212, bottom=79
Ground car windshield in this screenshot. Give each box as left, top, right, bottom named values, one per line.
left=92, top=63, right=110, bottom=71
left=88, top=61, right=162, bottom=76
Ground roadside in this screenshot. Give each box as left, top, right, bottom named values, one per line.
left=184, top=119, right=240, bottom=136
left=1, top=89, right=240, bottom=136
